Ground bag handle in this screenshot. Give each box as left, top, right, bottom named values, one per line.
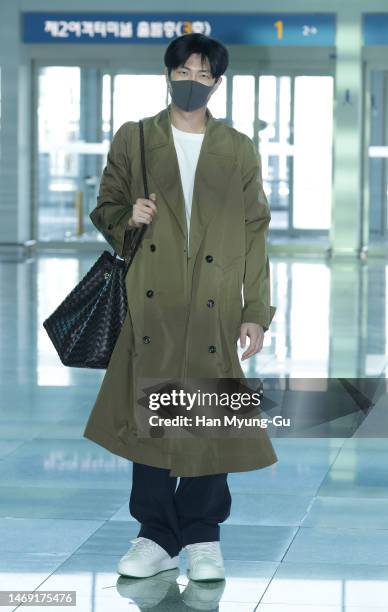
left=114, top=119, right=149, bottom=274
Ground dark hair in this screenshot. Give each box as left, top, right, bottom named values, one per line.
left=164, top=33, right=229, bottom=82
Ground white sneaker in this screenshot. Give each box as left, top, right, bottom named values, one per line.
left=117, top=536, right=179, bottom=578
left=185, top=541, right=226, bottom=581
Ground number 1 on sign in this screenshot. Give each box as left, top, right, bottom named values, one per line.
left=274, top=20, right=283, bottom=40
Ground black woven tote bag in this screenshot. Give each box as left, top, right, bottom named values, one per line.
left=43, top=119, right=150, bottom=369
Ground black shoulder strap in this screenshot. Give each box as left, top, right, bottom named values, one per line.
left=139, top=119, right=149, bottom=199
left=122, top=119, right=150, bottom=271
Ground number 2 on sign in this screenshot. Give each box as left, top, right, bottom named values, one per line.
left=274, top=20, right=283, bottom=40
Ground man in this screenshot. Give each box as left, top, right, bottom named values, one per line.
left=85, top=32, right=277, bottom=582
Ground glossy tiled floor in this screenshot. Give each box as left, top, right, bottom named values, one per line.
left=1, top=251, right=388, bottom=611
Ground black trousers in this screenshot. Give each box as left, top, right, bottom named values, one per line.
left=129, top=462, right=232, bottom=558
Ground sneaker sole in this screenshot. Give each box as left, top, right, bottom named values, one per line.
left=117, top=556, right=179, bottom=578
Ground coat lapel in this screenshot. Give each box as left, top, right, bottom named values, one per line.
left=143, top=104, right=235, bottom=263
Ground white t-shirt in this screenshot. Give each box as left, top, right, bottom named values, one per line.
left=171, top=123, right=205, bottom=248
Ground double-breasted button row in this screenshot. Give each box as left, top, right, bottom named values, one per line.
left=141, top=252, right=216, bottom=352
left=206, top=255, right=215, bottom=353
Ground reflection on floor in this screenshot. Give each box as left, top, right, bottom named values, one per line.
left=0, top=252, right=387, bottom=611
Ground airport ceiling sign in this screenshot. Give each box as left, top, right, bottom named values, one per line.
left=22, top=12, right=336, bottom=45
left=364, top=14, right=388, bottom=45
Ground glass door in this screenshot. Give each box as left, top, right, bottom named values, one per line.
left=367, top=68, right=388, bottom=244
left=36, top=66, right=81, bottom=241
left=35, top=65, right=111, bottom=243
left=230, top=71, right=334, bottom=235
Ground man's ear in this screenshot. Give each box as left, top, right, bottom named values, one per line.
left=214, top=76, right=222, bottom=92
left=164, top=69, right=171, bottom=92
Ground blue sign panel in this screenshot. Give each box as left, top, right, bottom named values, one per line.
left=364, top=14, right=388, bottom=45
left=22, top=12, right=335, bottom=45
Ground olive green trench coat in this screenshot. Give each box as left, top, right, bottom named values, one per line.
left=83, top=104, right=278, bottom=476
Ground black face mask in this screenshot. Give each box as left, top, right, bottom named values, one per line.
left=168, top=77, right=216, bottom=112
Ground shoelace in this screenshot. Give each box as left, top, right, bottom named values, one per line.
left=186, top=541, right=223, bottom=566
left=126, top=537, right=161, bottom=557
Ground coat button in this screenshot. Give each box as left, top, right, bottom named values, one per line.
left=108, top=223, right=113, bottom=230
left=146, top=290, right=154, bottom=297
left=208, top=345, right=216, bottom=353
left=150, top=244, right=156, bottom=251
left=207, top=299, right=215, bottom=308
left=143, top=336, right=151, bottom=344
left=205, top=255, right=213, bottom=262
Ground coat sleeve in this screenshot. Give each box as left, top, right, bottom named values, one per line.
left=240, top=135, right=276, bottom=332
left=89, top=122, right=137, bottom=259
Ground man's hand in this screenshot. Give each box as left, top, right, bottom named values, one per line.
left=128, top=193, right=157, bottom=228
left=239, top=322, right=264, bottom=360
